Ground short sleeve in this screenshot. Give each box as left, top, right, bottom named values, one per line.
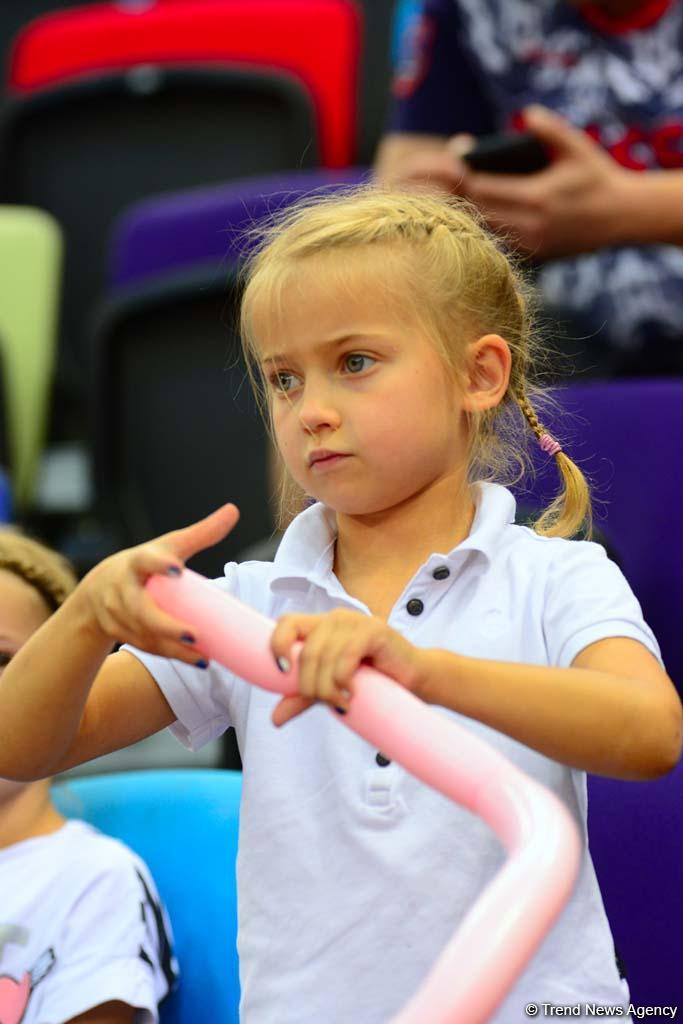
left=122, top=570, right=241, bottom=751
left=39, top=853, right=176, bottom=1024
left=543, top=540, right=663, bottom=669
left=387, top=0, right=497, bottom=137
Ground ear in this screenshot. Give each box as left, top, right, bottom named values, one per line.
left=461, top=334, right=511, bottom=413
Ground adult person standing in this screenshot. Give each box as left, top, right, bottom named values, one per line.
left=376, top=0, right=683, bottom=375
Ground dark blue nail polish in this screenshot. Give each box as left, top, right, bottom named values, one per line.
left=181, top=634, right=196, bottom=644
left=196, top=658, right=209, bottom=670
left=276, top=656, right=291, bottom=673
left=167, top=565, right=182, bottom=577
left=334, top=706, right=347, bottom=716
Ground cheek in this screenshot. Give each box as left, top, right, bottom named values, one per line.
left=270, top=407, right=306, bottom=477
left=269, top=403, right=289, bottom=443
left=369, top=379, right=451, bottom=447
left=271, top=409, right=294, bottom=451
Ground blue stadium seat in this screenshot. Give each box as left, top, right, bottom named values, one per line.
left=53, top=769, right=241, bottom=1024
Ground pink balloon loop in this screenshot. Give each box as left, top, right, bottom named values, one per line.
left=147, top=569, right=581, bottom=1024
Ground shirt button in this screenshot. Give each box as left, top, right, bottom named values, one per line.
left=406, top=598, right=424, bottom=616
left=433, top=566, right=450, bottom=580
left=376, top=752, right=391, bottom=767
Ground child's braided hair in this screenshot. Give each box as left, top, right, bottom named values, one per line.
left=0, top=530, right=77, bottom=612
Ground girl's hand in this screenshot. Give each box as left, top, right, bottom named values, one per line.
left=74, top=504, right=240, bottom=665
left=269, top=609, right=430, bottom=726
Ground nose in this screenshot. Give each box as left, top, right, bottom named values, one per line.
left=297, top=379, right=342, bottom=436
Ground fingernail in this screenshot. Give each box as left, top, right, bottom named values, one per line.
left=196, top=658, right=209, bottom=669
left=167, top=565, right=182, bottom=577
left=334, top=706, right=347, bottom=716
left=276, top=656, right=291, bottom=673
left=180, top=634, right=196, bottom=645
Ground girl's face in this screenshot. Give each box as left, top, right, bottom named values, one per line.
left=254, top=258, right=471, bottom=517
left=0, top=569, right=51, bottom=801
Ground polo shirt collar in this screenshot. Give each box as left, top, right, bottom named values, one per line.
left=268, top=482, right=516, bottom=594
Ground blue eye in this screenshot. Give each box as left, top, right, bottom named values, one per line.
left=268, top=371, right=298, bottom=394
left=267, top=353, right=375, bottom=395
left=344, top=354, right=374, bottom=374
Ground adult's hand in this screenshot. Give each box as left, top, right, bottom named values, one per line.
left=374, top=131, right=472, bottom=194
left=454, top=105, right=634, bottom=260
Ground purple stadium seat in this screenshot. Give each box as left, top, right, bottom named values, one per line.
left=515, top=378, right=683, bottom=697
left=587, top=759, right=683, bottom=1007
left=108, top=168, right=368, bottom=289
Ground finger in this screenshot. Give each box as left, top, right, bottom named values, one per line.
left=317, top=638, right=362, bottom=708
left=467, top=169, right=540, bottom=206
left=106, top=588, right=209, bottom=665
left=270, top=614, right=320, bottom=672
left=138, top=634, right=211, bottom=668
left=272, top=695, right=316, bottom=728
left=294, top=622, right=354, bottom=702
left=102, top=608, right=209, bottom=667
left=136, top=589, right=206, bottom=650
left=404, top=149, right=469, bottom=192
left=160, top=503, right=240, bottom=562
left=446, top=132, right=475, bottom=158
left=122, top=544, right=186, bottom=582
left=522, top=104, right=594, bottom=157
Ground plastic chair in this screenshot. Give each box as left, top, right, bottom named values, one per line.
left=109, top=167, right=368, bottom=289
left=91, top=265, right=273, bottom=579
left=587, top=760, right=683, bottom=1006
left=0, top=65, right=316, bottom=405
left=0, top=2, right=82, bottom=80
left=391, top=0, right=422, bottom=65
left=0, top=206, right=61, bottom=509
left=514, top=378, right=683, bottom=695
left=0, top=469, right=12, bottom=523
left=52, top=769, right=242, bottom=1024
left=0, top=344, right=9, bottom=474
left=7, top=0, right=361, bottom=169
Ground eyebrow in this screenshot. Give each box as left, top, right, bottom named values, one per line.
left=259, top=334, right=371, bottom=366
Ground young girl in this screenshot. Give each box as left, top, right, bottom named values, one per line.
left=0, top=188, right=680, bottom=1023
left=0, top=531, right=176, bottom=1024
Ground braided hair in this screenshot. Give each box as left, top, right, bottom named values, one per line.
left=0, top=531, right=77, bottom=613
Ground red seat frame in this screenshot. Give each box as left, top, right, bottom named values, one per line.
left=7, top=0, right=361, bottom=167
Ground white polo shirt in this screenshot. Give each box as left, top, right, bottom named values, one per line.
left=126, top=482, right=660, bottom=1023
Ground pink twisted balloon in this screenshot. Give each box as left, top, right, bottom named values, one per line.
left=147, top=569, right=581, bottom=1023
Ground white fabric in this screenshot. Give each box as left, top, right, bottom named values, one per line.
left=125, top=482, right=660, bottom=1023
left=0, top=820, right=176, bottom=1024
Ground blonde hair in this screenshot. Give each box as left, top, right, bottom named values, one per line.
left=0, top=530, right=77, bottom=612
left=239, top=186, right=592, bottom=539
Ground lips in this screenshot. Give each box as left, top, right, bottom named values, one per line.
left=309, top=453, right=350, bottom=471
left=308, top=449, right=349, bottom=467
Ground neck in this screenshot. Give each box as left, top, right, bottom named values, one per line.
left=333, top=473, right=476, bottom=582
left=0, top=782, right=65, bottom=849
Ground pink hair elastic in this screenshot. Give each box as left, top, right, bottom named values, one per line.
left=539, top=433, right=562, bottom=457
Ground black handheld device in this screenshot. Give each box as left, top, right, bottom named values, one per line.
left=462, top=133, right=551, bottom=174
